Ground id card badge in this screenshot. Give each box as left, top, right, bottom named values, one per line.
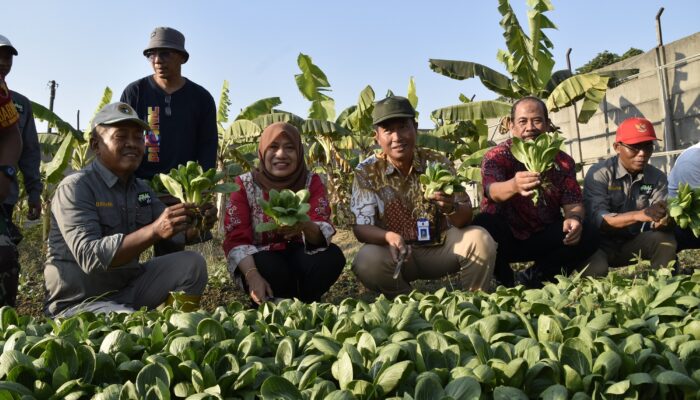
left=416, top=218, right=431, bottom=242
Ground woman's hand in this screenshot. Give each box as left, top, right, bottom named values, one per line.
left=245, top=269, right=274, bottom=304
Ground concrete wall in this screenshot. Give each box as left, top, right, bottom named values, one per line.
left=549, top=32, right=700, bottom=175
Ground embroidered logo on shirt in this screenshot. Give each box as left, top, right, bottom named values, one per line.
left=13, top=101, right=24, bottom=114
left=640, top=184, right=653, bottom=195
left=608, top=185, right=622, bottom=191
left=96, top=201, right=113, bottom=207
left=138, top=192, right=152, bottom=206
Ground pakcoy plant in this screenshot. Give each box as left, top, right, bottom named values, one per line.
left=2, top=268, right=700, bottom=398
left=158, top=161, right=239, bottom=206
left=419, top=162, right=465, bottom=200
left=510, top=132, right=564, bottom=204
left=669, top=182, right=700, bottom=237
left=256, top=188, right=311, bottom=233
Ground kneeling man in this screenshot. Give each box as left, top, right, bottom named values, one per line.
left=44, top=102, right=215, bottom=316
left=583, top=117, right=676, bottom=275
left=351, top=96, right=496, bottom=298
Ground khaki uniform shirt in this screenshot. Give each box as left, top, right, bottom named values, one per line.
left=350, top=148, right=468, bottom=246
left=584, top=155, right=668, bottom=243
left=44, top=160, right=182, bottom=315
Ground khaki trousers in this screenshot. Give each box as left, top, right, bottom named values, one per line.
left=581, top=230, right=677, bottom=276
left=352, top=226, right=496, bottom=298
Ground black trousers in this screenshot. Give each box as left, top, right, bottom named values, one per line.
left=250, top=243, right=346, bottom=303
left=473, top=212, right=599, bottom=287
left=674, top=226, right=700, bottom=253
left=0, top=205, right=19, bottom=307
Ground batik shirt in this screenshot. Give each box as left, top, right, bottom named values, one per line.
left=222, top=172, right=336, bottom=276
left=480, top=138, right=582, bottom=240
left=351, top=148, right=468, bottom=245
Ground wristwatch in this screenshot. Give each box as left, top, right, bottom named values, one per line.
left=0, top=165, right=16, bottom=180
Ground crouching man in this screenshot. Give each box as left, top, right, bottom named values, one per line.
left=351, top=96, right=496, bottom=298
left=44, top=102, right=215, bottom=317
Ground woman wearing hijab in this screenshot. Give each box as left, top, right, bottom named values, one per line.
left=223, top=122, right=345, bottom=304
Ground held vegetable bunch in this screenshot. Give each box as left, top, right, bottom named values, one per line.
left=510, top=133, right=564, bottom=204
left=419, top=162, right=464, bottom=200
left=158, top=161, right=239, bottom=205
left=256, top=188, right=311, bottom=233
left=669, top=182, right=700, bottom=237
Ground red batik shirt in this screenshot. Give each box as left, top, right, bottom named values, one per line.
left=0, top=75, right=19, bottom=130
left=480, top=138, right=582, bottom=240
left=222, top=171, right=336, bottom=275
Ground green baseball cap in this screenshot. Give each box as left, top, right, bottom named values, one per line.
left=372, top=96, right=416, bottom=125
left=91, top=102, right=150, bottom=131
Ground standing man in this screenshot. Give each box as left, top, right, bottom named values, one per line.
left=0, top=34, right=42, bottom=241
left=121, top=27, right=217, bottom=181
left=473, top=96, right=598, bottom=288
left=0, top=34, right=22, bottom=306
left=351, top=96, right=496, bottom=298
left=583, top=117, right=676, bottom=275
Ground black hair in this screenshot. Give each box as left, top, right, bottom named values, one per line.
left=510, top=96, right=549, bottom=122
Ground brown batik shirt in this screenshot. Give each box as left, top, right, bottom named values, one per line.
left=350, top=148, right=468, bottom=245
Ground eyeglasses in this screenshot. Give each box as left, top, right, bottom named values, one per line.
left=164, top=95, right=172, bottom=117
left=618, top=142, right=654, bottom=155
left=145, top=50, right=173, bottom=62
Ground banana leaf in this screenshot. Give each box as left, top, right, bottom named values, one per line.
left=429, top=59, right=519, bottom=99
left=431, top=100, right=512, bottom=123
left=546, top=73, right=610, bottom=123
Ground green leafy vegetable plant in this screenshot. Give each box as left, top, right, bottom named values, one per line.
left=669, top=182, right=700, bottom=237
left=419, top=162, right=464, bottom=200
left=510, top=133, right=564, bottom=204
left=256, top=188, right=311, bottom=232
left=158, top=161, right=239, bottom=205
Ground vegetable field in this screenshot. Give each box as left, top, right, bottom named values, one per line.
left=3, top=267, right=700, bottom=399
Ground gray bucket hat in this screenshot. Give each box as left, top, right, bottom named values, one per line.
left=91, top=102, right=150, bottom=131
left=0, top=34, right=18, bottom=56
left=143, top=27, right=189, bottom=62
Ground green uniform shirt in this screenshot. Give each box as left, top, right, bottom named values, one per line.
left=44, top=160, right=183, bottom=315
left=584, top=155, right=668, bottom=243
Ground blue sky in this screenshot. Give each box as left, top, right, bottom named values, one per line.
left=3, top=0, right=699, bottom=130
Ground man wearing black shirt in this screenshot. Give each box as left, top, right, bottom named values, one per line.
left=121, top=27, right=217, bottom=180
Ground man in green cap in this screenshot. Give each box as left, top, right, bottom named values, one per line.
left=44, top=102, right=217, bottom=317
left=350, top=96, right=496, bottom=298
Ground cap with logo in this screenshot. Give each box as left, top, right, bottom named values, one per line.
left=92, top=102, right=150, bottom=131
left=0, top=34, right=18, bottom=56
left=372, top=96, right=416, bottom=125
left=616, top=117, right=659, bottom=144
left=143, top=27, right=189, bottom=62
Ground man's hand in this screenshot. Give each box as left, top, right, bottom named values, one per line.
left=562, top=217, right=582, bottom=245
left=152, top=203, right=192, bottom=240
left=385, top=231, right=411, bottom=263
left=246, top=269, right=274, bottom=304
left=430, top=191, right=456, bottom=214
left=27, top=201, right=41, bottom=220
left=641, top=201, right=667, bottom=223
left=511, top=171, right=541, bottom=198
left=198, top=202, right=218, bottom=230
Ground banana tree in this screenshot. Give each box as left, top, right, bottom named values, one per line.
left=429, top=0, right=638, bottom=125
left=32, top=87, right=112, bottom=243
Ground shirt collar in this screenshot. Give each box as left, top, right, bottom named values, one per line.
left=614, top=155, right=645, bottom=181
left=92, top=159, right=134, bottom=188
left=380, top=148, right=424, bottom=176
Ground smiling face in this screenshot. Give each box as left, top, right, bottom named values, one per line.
left=263, top=133, right=299, bottom=178
left=374, top=117, right=417, bottom=165
left=510, top=98, right=549, bottom=141
left=91, top=122, right=145, bottom=180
